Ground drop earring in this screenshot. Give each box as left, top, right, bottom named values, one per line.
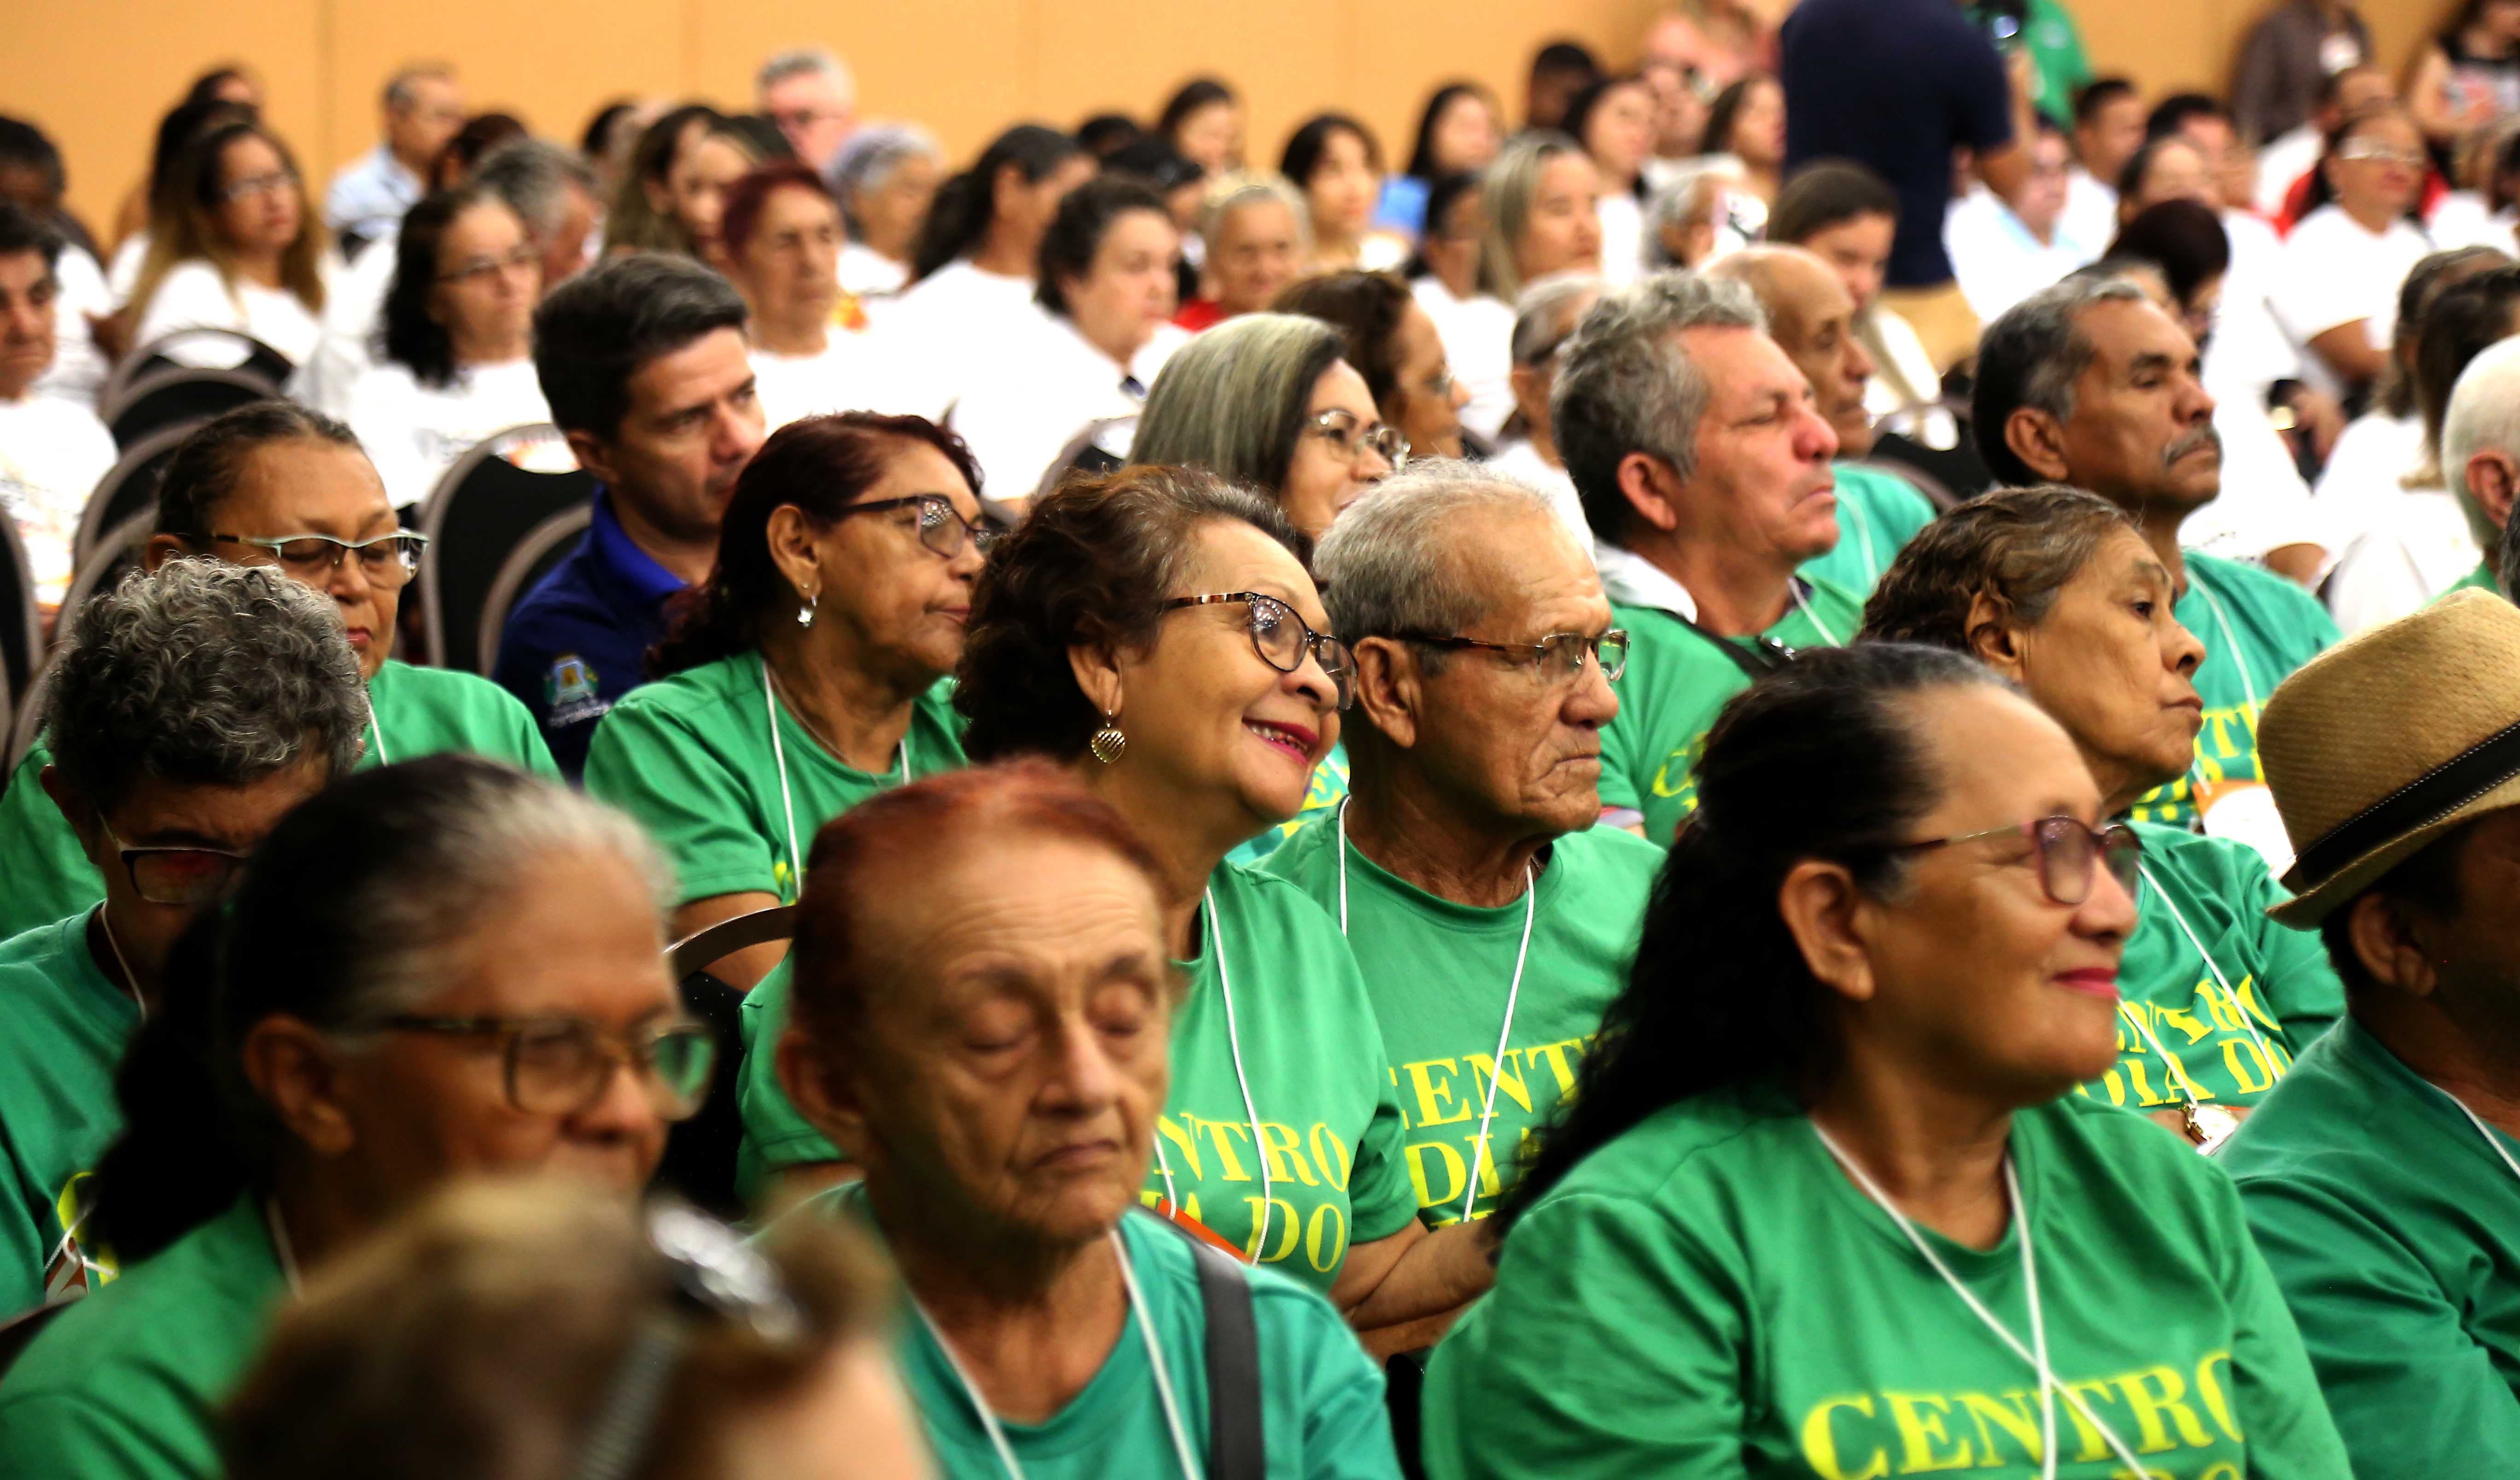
left=1089, top=711, right=1126, bottom=764
left=796, top=586, right=817, bottom=628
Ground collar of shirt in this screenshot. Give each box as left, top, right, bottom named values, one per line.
left=1593, top=540, right=1700, bottom=622
left=1038, top=308, right=1171, bottom=398
left=588, top=488, right=691, bottom=612
left=365, top=143, right=423, bottom=206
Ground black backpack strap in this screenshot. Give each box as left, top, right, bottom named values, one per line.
left=1139, top=1210, right=1265, bottom=1480
left=1671, top=609, right=1797, bottom=681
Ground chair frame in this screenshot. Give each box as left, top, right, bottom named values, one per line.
left=74, top=420, right=201, bottom=572
left=96, top=327, right=290, bottom=410
left=98, top=365, right=274, bottom=444
left=473, top=503, right=595, bottom=678
left=666, top=905, right=797, bottom=982
left=415, top=422, right=586, bottom=670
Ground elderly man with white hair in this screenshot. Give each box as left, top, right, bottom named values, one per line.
left=2435, top=335, right=2520, bottom=605
left=756, top=47, right=856, bottom=172
left=1266, top=460, right=1662, bottom=1236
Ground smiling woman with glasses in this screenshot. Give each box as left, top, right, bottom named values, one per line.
left=346, top=182, right=552, bottom=505
left=0, top=755, right=699, bottom=1480
left=1422, top=642, right=2352, bottom=1480
left=586, top=413, right=985, bottom=1031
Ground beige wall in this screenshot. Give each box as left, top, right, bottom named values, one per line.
left=2, top=0, right=2442, bottom=245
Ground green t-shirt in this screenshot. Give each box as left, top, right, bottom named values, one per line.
left=1423, top=1087, right=2351, bottom=1480
left=1799, top=462, right=1939, bottom=600
left=1597, top=577, right=1864, bottom=845
left=1227, top=744, right=1350, bottom=866
left=0, top=1195, right=284, bottom=1480
left=0, top=658, right=557, bottom=941
left=2432, top=560, right=2499, bottom=603
left=2127, top=553, right=2338, bottom=831
left=2076, top=822, right=2342, bottom=1118
left=2222, top=1018, right=2520, bottom=1480
left=813, top=1187, right=1403, bottom=1479
left=1262, top=817, right=1660, bottom=1228
left=0, top=912, right=136, bottom=1318
left=2024, top=0, right=2094, bottom=127
left=582, top=654, right=967, bottom=906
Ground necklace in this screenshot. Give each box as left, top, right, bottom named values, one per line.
left=762, top=653, right=911, bottom=902
left=1151, top=889, right=1272, bottom=1259
left=1335, top=798, right=1535, bottom=1222
left=1810, top=1122, right=2148, bottom=1480
left=2123, top=862, right=2291, bottom=1153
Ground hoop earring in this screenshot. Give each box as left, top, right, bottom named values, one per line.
left=796, top=588, right=817, bottom=628
left=1089, top=712, right=1126, bottom=764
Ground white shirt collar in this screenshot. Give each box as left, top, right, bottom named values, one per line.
left=1592, top=541, right=1699, bottom=622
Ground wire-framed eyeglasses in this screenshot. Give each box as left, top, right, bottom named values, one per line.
left=207, top=530, right=430, bottom=588
left=1395, top=629, right=1629, bottom=684
left=1307, top=409, right=1407, bottom=471
left=1161, top=592, right=1355, bottom=710
left=829, top=494, right=997, bottom=559
left=1886, top=816, right=2141, bottom=907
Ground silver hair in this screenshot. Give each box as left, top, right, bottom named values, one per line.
left=471, top=138, right=597, bottom=239
left=1129, top=312, right=1347, bottom=497
left=757, top=47, right=853, bottom=99
left=1197, top=170, right=1311, bottom=257
left=44, top=558, right=368, bottom=813
left=1314, top=459, right=1573, bottom=670
left=1552, top=270, right=1767, bottom=547
left=2445, top=335, right=2520, bottom=553
left=1477, top=132, right=1583, bottom=301
left=383, top=64, right=454, bottom=112
left=1511, top=272, right=1605, bottom=367
left=825, top=123, right=943, bottom=234
left=1974, top=275, right=2151, bottom=483
left=1643, top=165, right=1726, bottom=269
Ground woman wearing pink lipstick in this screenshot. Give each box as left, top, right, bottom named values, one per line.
left=1863, top=484, right=2346, bottom=1150
left=1423, top=641, right=2350, bottom=1479
left=771, top=762, right=1406, bottom=1478
left=586, top=413, right=982, bottom=1008
left=948, top=464, right=1494, bottom=1354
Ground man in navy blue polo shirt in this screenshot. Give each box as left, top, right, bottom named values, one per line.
left=1781, top=0, right=2038, bottom=374
left=497, top=253, right=767, bottom=775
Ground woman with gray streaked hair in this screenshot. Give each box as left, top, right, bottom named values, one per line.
left=0, top=558, right=367, bottom=1318
left=826, top=123, right=943, bottom=299
left=1475, top=133, right=1603, bottom=303
left=1130, top=309, right=1401, bottom=537
left=0, top=754, right=712, bottom=1478
left=1174, top=169, right=1308, bottom=331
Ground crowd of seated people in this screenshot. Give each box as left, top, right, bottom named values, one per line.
left=10, top=4, right=2520, bottom=1475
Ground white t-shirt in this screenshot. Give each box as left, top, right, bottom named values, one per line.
left=106, top=233, right=148, bottom=305
left=2254, top=127, right=2322, bottom=217
left=131, top=257, right=327, bottom=368
left=2203, top=208, right=2303, bottom=410
left=32, top=245, right=114, bottom=408
left=2057, top=167, right=2118, bottom=262
left=2269, top=205, right=2434, bottom=396
left=1594, top=190, right=1645, bottom=286
left=1488, top=437, right=1594, bottom=548
left=947, top=307, right=1185, bottom=502
left=345, top=357, right=551, bottom=508
left=291, top=237, right=401, bottom=419
left=751, top=337, right=897, bottom=431
left=2313, top=411, right=2426, bottom=550
left=1412, top=277, right=1517, bottom=446
left=2177, top=399, right=2327, bottom=565
left=838, top=242, right=909, bottom=300
left=2324, top=489, right=2482, bottom=635
left=2427, top=191, right=2520, bottom=255
left=871, top=259, right=1040, bottom=419
left=1861, top=306, right=1959, bottom=451
left=1943, top=188, right=2087, bottom=323
left=0, top=393, right=118, bottom=612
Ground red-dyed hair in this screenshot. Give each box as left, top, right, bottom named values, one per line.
left=719, top=161, right=836, bottom=260
left=788, top=760, right=1175, bottom=1049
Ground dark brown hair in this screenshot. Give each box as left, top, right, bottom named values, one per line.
left=1860, top=484, right=2139, bottom=651
left=954, top=464, right=1307, bottom=762
left=1273, top=269, right=1413, bottom=421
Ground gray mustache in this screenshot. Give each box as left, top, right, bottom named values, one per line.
left=2163, top=426, right=2222, bottom=466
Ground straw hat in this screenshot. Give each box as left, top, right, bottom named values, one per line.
left=2262, top=590, right=2520, bottom=927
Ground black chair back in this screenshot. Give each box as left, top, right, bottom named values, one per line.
left=75, top=421, right=199, bottom=573
left=415, top=425, right=595, bottom=674
left=658, top=907, right=798, bottom=1219
left=103, top=367, right=272, bottom=451
left=476, top=504, right=595, bottom=676
left=98, top=328, right=292, bottom=409
left=11, top=511, right=152, bottom=771
left=0, top=514, right=37, bottom=713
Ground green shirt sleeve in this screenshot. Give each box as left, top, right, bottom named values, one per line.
left=735, top=961, right=842, bottom=1187
left=584, top=703, right=780, bottom=906
left=0, top=1390, right=199, bottom=1480
left=1271, top=1285, right=1407, bottom=1480
left=2240, top=858, right=2344, bottom=1053
left=2238, top=1172, right=2516, bottom=1479
left=1429, top=1192, right=1749, bottom=1479
left=0, top=746, right=103, bottom=943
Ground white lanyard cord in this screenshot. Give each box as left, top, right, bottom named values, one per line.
left=264, top=1198, right=303, bottom=1296
left=1788, top=578, right=1841, bottom=646
left=2135, top=862, right=2284, bottom=1075
left=904, top=1229, right=1201, bottom=1480
left=1336, top=798, right=1535, bottom=1222
left=1810, top=1123, right=2149, bottom=1480
left=2435, top=1087, right=2520, bottom=1187
left=95, top=906, right=147, bottom=1024
left=1154, top=891, right=1272, bottom=1260
left=763, top=654, right=910, bottom=903
left=366, top=697, right=390, bottom=766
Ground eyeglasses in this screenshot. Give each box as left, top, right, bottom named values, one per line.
left=208, top=530, right=431, bottom=588
left=362, top=1014, right=718, bottom=1120
left=1161, top=592, right=1355, bottom=710
left=1397, top=629, right=1629, bottom=684
left=1887, top=816, right=2141, bottom=907
left=437, top=244, right=538, bottom=286
left=829, top=494, right=998, bottom=559
left=95, top=815, right=251, bottom=907
left=1421, top=366, right=1457, bottom=399
left=218, top=169, right=296, bottom=204
left=2334, top=144, right=2423, bottom=169
left=1307, top=409, right=1407, bottom=471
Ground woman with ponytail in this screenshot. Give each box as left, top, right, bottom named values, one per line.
left=1420, top=644, right=2351, bottom=1479
left=0, top=756, right=713, bottom=1480
left=875, top=123, right=1092, bottom=416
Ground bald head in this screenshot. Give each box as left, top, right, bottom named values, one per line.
left=1705, top=247, right=1875, bottom=454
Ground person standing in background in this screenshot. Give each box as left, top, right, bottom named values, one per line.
left=324, top=65, right=464, bottom=255
left=2233, top=0, right=2374, bottom=146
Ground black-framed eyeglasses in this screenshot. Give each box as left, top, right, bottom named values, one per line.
left=1307, top=408, right=1407, bottom=471
left=436, top=243, right=538, bottom=286
left=1886, top=816, right=2141, bottom=907
left=830, top=494, right=997, bottom=559
left=207, top=530, right=430, bottom=588
left=1161, top=592, right=1355, bottom=710
left=1395, top=629, right=1629, bottom=684
left=361, top=1014, right=718, bottom=1120
left=95, top=815, right=251, bottom=907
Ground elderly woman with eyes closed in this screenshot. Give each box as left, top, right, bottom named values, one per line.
left=1860, top=484, right=2347, bottom=1150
